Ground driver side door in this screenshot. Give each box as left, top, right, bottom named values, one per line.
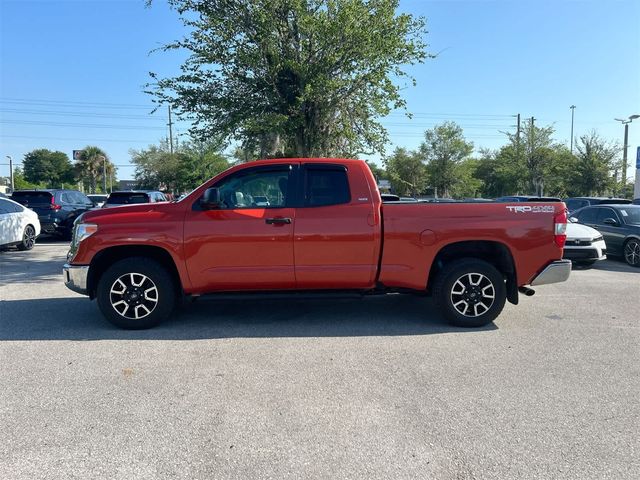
left=183, top=164, right=297, bottom=292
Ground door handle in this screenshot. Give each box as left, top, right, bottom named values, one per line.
left=265, top=217, right=292, bottom=225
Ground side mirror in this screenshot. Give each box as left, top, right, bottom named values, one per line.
left=603, top=217, right=618, bottom=226
left=569, top=217, right=578, bottom=223
left=200, top=188, right=221, bottom=210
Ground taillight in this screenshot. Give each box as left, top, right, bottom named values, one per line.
left=50, top=196, right=61, bottom=210
left=554, top=209, right=567, bottom=248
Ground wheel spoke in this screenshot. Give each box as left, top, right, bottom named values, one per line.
left=110, top=278, right=127, bottom=295
left=451, top=280, right=466, bottom=295
left=453, top=300, right=469, bottom=315
left=144, top=287, right=158, bottom=303
left=482, top=285, right=495, bottom=299
left=134, top=304, right=151, bottom=319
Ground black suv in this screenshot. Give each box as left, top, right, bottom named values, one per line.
left=102, top=190, right=167, bottom=208
left=11, top=189, right=94, bottom=239
left=565, top=197, right=631, bottom=213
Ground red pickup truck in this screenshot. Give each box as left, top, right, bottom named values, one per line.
left=63, top=158, right=571, bottom=329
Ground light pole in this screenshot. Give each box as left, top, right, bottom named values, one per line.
left=614, top=114, right=640, bottom=189
left=569, top=105, right=576, bottom=153
left=5, top=156, right=14, bottom=192
left=98, top=155, right=107, bottom=193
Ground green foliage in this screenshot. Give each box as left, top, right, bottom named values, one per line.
left=450, top=158, right=483, bottom=198
left=75, top=146, right=116, bottom=194
left=12, top=168, right=43, bottom=190
left=131, top=140, right=230, bottom=193
left=365, top=160, right=386, bottom=182
left=147, top=0, right=430, bottom=157
left=573, top=131, right=619, bottom=196
left=22, top=149, right=74, bottom=188
left=383, top=147, right=427, bottom=196
left=419, top=122, right=473, bottom=198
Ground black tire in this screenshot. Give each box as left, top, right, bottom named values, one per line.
left=96, top=257, right=176, bottom=329
left=17, top=224, right=37, bottom=251
left=433, top=258, right=507, bottom=328
left=623, top=238, right=640, bottom=267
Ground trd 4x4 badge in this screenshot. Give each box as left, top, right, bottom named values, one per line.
left=506, top=205, right=555, bottom=213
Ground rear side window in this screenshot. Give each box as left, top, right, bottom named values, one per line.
left=106, top=193, right=150, bottom=205
left=11, top=191, right=52, bottom=205
left=576, top=208, right=598, bottom=224
left=304, top=167, right=350, bottom=207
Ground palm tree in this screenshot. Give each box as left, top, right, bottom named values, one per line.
left=76, top=146, right=108, bottom=193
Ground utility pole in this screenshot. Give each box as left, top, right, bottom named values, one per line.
left=99, top=155, right=107, bottom=194
left=168, top=105, right=174, bottom=155
left=570, top=105, right=576, bottom=153
left=6, top=156, right=14, bottom=192
left=615, top=115, right=640, bottom=190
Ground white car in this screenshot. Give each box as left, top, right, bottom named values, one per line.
left=0, top=197, right=41, bottom=250
left=562, top=221, right=606, bottom=267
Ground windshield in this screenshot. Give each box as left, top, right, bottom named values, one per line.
left=106, top=193, right=149, bottom=205
left=619, top=208, right=640, bottom=225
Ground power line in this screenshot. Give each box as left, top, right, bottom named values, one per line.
left=0, top=119, right=166, bottom=130
left=0, top=108, right=167, bottom=121
left=0, top=97, right=154, bottom=109
left=0, top=134, right=156, bottom=144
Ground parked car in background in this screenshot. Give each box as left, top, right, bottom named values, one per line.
left=0, top=192, right=8, bottom=198
left=495, top=196, right=561, bottom=202
left=0, top=197, right=41, bottom=250
left=633, top=198, right=640, bottom=205
left=253, top=195, right=270, bottom=206
left=87, top=194, right=108, bottom=208
left=565, top=196, right=632, bottom=213
left=570, top=204, right=640, bottom=267
left=102, top=190, right=168, bottom=208
left=11, top=189, right=93, bottom=239
left=563, top=220, right=606, bottom=267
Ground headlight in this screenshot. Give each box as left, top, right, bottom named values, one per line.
left=72, top=223, right=98, bottom=247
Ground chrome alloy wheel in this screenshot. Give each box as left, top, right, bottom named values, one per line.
left=109, top=273, right=159, bottom=320
left=624, top=239, right=640, bottom=266
left=23, top=225, right=36, bottom=249
left=450, top=272, right=496, bottom=317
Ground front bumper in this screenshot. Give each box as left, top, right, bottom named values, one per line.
left=562, top=239, right=607, bottom=262
left=530, top=259, right=572, bottom=286
left=63, top=264, right=90, bottom=295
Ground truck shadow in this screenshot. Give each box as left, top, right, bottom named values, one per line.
left=0, top=294, right=496, bottom=341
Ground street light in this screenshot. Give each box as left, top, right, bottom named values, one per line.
left=570, top=105, right=576, bottom=153
left=615, top=114, right=640, bottom=188
left=6, top=155, right=14, bottom=192
left=98, top=155, right=107, bottom=193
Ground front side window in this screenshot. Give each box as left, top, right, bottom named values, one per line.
left=214, top=167, right=291, bottom=209
left=304, top=167, right=350, bottom=207
left=596, top=207, right=618, bottom=225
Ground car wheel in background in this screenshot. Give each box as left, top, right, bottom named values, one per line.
left=17, top=225, right=36, bottom=251
left=623, top=239, right=640, bottom=267
left=433, top=258, right=507, bottom=328
left=96, top=257, right=177, bottom=329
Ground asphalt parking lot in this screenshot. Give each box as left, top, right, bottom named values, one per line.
left=1, top=241, right=639, bottom=480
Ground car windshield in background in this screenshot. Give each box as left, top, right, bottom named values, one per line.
left=106, top=193, right=149, bottom=205
left=11, top=191, right=53, bottom=204
left=619, top=208, right=640, bottom=225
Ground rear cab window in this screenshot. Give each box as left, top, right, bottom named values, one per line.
left=304, top=165, right=351, bottom=207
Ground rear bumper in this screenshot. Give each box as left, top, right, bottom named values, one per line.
left=530, top=260, right=572, bottom=286
left=63, top=264, right=89, bottom=295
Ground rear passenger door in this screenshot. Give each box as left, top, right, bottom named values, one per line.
left=293, top=163, right=379, bottom=289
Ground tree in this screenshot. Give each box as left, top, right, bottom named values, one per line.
left=383, top=147, right=427, bottom=196
left=451, top=158, right=483, bottom=198
left=22, top=149, right=74, bottom=187
left=12, top=168, right=42, bottom=190
left=573, top=131, right=619, bottom=196
left=75, top=146, right=116, bottom=193
left=147, top=0, right=429, bottom=157
left=419, top=122, right=473, bottom=198
left=131, top=140, right=230, bottom=193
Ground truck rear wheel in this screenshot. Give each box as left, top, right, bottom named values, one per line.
left=96, top=257, right=176, bottom=329
left=433, top=258, right=506, bottom=328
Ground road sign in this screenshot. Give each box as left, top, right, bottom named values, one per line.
left=73, top=150, right=84, bottom=161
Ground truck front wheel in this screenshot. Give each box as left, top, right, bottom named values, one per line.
left=96, top=257, right=176, bottom=329
left=433, top=258, right=506, bottom=328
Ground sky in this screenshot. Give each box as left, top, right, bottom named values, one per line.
left=1, top=0, right=639, bottom=183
